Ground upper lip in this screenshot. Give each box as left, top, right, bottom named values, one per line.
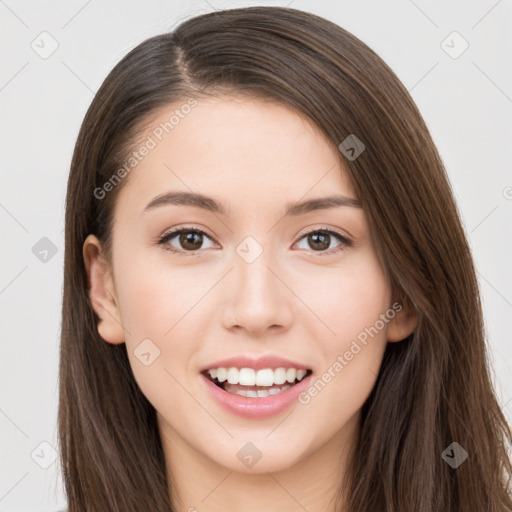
left=200, top=355, right=312, bottom=372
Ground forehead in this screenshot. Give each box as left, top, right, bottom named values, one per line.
left=116, top=95, right=358, bottom=217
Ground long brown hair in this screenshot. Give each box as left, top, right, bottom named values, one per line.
left=59, top=6, right=512, bottom=511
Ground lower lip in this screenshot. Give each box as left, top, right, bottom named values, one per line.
left=200, top=372, right=312, bottom=419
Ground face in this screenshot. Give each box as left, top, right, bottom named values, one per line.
left=84, top=95, right=417, bottom=475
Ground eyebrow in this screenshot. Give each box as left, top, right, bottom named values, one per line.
left=143, top=191, right=362, bottom=217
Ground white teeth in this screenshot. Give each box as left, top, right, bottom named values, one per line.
left=286, top=368, right=297, bottom=383
left=233, top=384, right=292, bottom=398
left=255, top=368, right=274, bottom=386
left=273, top=367, right=287, bottom=385
left=227, top=367, right=239, bottom=384
left=206, top=367, right=309, bottom=386
left=239, top=368, right=255, bottom=386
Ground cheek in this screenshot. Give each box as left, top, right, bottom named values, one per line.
left=295, top=250, right=391, bottom=345
left=115, top=244, right=390, bottom=358
left=115, top=262, right=206, bottom=413
left=295, top=252, right=391, bottom=430
left=114, top=256, right=208, bottom=340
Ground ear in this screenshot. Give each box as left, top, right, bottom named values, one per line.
left=82, top=234, right=125, bottom=344
left=386, top=301, right=418, bottom=342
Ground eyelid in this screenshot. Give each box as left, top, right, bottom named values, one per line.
left=295, top=224, right=350, bottom=241
left=292, top=226, right=352, bottom=256
left=157, top=225, right=220, bottom=255
left=157, top=224, right=352, bottom=255
left=159, top=224, right=217, bottom=242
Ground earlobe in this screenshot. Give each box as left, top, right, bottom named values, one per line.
left=386, top=303, right=418, bottom=343
left=83, top=234, right=125, bottom=344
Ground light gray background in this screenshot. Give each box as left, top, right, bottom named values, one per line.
left=1, top=0, right=511, bottom=510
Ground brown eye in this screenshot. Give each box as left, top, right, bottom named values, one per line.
left=178, top=231, right=203, bottom=250
left=294, top=228, right=352, bottom=255
left=158, top=228, right=216, bottom=254
left=307, top=232, right=331, bottom=251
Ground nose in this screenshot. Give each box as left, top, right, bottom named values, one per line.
left=222, top=241, right=293, bottom=336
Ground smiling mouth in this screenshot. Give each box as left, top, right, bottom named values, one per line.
left=202, top=369, right=313, bottom=398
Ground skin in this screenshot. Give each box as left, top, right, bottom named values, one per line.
left=83, top=96, right=418, bottom=512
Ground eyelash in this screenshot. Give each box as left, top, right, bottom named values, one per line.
left=157, top=225, right=352, bottom=257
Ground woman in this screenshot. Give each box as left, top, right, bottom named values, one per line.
left=58, top=6, right=512, bottom=511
